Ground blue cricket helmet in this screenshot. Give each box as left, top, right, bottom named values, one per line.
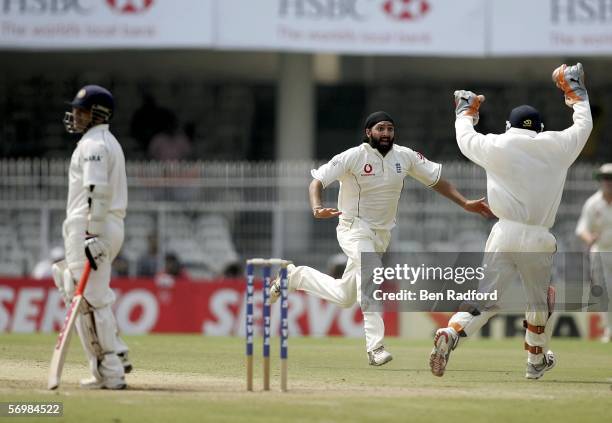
left=68, top=85, right=114, bottom=113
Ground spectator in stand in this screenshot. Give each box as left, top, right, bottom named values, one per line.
left=147, top=120, right=193, bottom=162
left=130, top=93, right=179, bottom=152
left=222, top=261, right=242, bottom=278
left=137, top=235, right=159, bottom=277
left=31, top=246, right=64, bottom=279
left=112, top=253, right=130, bottom=277
left=155, top=253, right=189, bottom=287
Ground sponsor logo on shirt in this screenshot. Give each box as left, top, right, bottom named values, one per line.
left=416, top=152, right=426, bottom=161
left=84, top=155, right=102, bottom=162
left=361, top=163, right=375, bottom=176
left=395, top=163, right=402, bottom=173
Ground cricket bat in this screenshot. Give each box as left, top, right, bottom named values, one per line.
left=47, top=261, right=91, bottom=390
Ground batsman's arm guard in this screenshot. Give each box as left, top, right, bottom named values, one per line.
left=86, top=184, right=110, bottom=236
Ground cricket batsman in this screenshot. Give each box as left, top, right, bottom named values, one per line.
left=430, top=63, right=593, bottom=379
left=270, top=111, right=494, bottom=366
left=52, top=85, right=131, bottom=389
left=576, top=163, right=612, bottom=343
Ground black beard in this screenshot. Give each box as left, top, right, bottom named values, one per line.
left=369, top=135, right=394, bottom=155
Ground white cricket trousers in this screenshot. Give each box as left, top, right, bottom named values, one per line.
left=448, top=219, right=557, bottom=363
left=63, top=214, right=128, bottom=380
left=590, top=252, right=612, bottom=337
left=63, top=214, right=124, bottom=307
left=288, top=217, right=391, bottom=352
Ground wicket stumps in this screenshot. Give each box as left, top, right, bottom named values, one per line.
left=245, top=258, right=291, bottom=392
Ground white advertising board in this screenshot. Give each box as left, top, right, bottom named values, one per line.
left=490, top=0, right=612, bottom=56
left=0, top=0, right=214, bottom=49
left=216, top=0, right=486, bottom=56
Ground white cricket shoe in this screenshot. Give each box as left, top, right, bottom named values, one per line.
left=118, top=352, right=133, bottom=374
left=525, top=351, right=556, bottom=380
left=270, top=264, right=295, bottom=304
left=429, top=327, right=459, bottom=377
left=80, top=376, right=127, bottom=390
left=601, top=328, right=610, bottom=343
left=368, top=346, right=393, bottom=366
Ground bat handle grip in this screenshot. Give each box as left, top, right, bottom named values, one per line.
left=75, top=261, right=91, bottom=296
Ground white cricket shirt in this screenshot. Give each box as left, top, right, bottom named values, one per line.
left=311, top=142, right=441, bottom=230
left=66, top=124, right=127, bottom=222
left=456, top=101, right=593, bottom=229
left=576, top=190, right=612, bottom=252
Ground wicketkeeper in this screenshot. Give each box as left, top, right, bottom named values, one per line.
left=430, top=63, right=593, bottom=379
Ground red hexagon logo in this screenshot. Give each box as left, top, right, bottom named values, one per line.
left=106, top=0, right=155, bottom=14
left=382, top=0, right=430, bottom=21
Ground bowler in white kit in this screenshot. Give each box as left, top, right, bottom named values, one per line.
left=430, top=63, right=593, bottom=379
left=576, top=163, right=612, bottom=343
left=52, top=85, right=131, bottom=389
left=270, top=111, right=493, bottom=365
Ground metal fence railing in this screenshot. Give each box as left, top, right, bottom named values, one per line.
left=0, top=159, right=600, bottom=277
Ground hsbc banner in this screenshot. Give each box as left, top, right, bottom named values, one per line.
left=0, top=0, right=214, bottom=49
left=216, top=0, right=486, bottom=56
left=0, top=277, right=399, bottom=337
left=491, top=0, right=612, bottom=55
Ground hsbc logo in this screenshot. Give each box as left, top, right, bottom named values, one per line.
left=106, top=0, right=154, bottom=15
left=1, top=0, right=92, bottom=15
left=278, top=0, right=431, bottom=22
left=279, top=0, right=367, bottom=20
left=551, top=0, right=612, bottom=24
left=1, top=0, right=154, bottom=15
left=383, top=0, right=430, bottom=21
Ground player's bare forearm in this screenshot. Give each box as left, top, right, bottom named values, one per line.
left=432, top=178, right=467, bottom=208
left=309, top=179, right=342, bottom=219
left=309, top=179, right=324, bottom=211
left=577, top=230, right=598, bottom=248
left=432, top=178, right=495, bottom=219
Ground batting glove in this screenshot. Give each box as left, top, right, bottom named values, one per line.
left=454, top=90, right=485, bottom=125
left=84, top=235, right=106, bottom=271
left=51, top=261, right=73, bottom=306
left=552, top=62, right=588, bottom=107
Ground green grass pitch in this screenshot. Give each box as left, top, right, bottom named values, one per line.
left=0, top=334, right=610, bottom=422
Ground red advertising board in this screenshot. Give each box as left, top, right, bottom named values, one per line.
left=0, top=278, right=399, bottom=337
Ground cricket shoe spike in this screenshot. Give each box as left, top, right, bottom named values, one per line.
left=525, top=350, right=556, bottom=380
left=270, top=264, right=295, bottom=304
left=430, top=327, right=459, bottom=377
left=118, top=352, right=133, bottom=374
left=368, top=346, right=393, bottom=366
left=80, top=376, right=127, bottom=390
